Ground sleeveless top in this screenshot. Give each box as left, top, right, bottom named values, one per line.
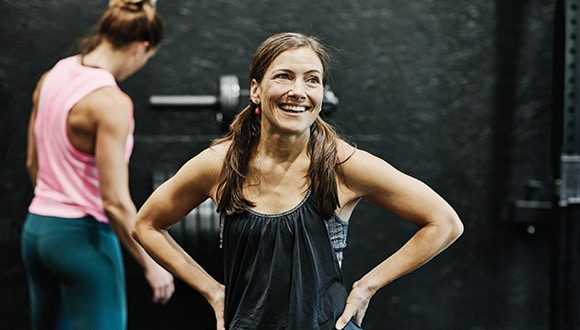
left=221, top=190, right=351, bottom=329
left=28, top=55, right=134, bottom=223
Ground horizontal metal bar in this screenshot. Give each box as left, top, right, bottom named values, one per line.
left=149, top=95, right=218, bottom=107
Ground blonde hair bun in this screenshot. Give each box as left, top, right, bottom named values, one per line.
left=108, top=0, right=156, bottom=11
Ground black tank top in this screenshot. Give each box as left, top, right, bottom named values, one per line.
left=221, top=190, right=350, bottom=329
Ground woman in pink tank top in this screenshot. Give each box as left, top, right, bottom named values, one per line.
left=22, top=1, right=174, bottom=329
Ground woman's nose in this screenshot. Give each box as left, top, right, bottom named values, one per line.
left=288, top=81, right=306, bottom=99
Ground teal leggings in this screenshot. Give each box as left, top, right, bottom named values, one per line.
left=21, top=213, right=127, bottom=330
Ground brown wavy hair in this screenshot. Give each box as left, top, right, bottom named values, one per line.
left=214, top=32, right=342, bottom=219
left=79, top=0, right=163, bottom=54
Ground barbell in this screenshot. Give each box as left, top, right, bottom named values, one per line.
left=149, top=74, right=339, bottom=126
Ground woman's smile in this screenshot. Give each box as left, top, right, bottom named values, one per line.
left=280, top=104, right=307, bottom=113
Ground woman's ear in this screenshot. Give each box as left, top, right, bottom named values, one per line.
left=250, top=78, right=260, bottom=102
left=142, top=41, right=151, bottom=52
left=130, top=41, right=150, bottom=55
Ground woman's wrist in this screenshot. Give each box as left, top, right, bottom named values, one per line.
left=353, top=276, right=379, bottom=298
left=205, top=282, right=225, bottom=306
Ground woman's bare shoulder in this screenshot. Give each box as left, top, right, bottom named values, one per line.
left=208, top=140, right=231, bottom=155
left=336, top=138, right=358, bottom=164
left=178, top=140, right=231, bottom=176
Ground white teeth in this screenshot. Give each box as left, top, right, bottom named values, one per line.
left=281, top=105, right=306, bottom=112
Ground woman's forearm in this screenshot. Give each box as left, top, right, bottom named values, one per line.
left=133, top=221, right=223, bottom=300
left=357, top=214, right=463, bottom=294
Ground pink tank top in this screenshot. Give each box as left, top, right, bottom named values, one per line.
left=28, top=55, right=134, bottom=223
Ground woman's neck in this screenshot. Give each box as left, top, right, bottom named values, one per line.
left=81, top=43, right=124, bottom=79
left=257, top=131, right=310, bottom=163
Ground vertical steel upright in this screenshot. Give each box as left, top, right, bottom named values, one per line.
left=553, top=0, right=580, bottom=329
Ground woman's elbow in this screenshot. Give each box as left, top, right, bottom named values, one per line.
left=131, top=213, right=162, bottom=246
left=102, top=200, right=126, bottom=225
left=131, top=216, right=148, bottom=244
left=444, top=212, right=464, bottom=243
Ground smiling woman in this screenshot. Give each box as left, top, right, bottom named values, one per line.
left=251, top=47, right=325, bottom=137
left=132, top=32, right=463, bottom=330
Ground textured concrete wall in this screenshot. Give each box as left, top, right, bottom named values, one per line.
left=0, top=0, right=557, bottom=329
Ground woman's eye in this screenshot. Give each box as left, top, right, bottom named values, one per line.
left=276, top=73, right=290, bottom=79
left=307, top=77, right=321, bottom=84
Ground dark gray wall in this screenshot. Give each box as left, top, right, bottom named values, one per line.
left=0, top=0, right=558, bottom=329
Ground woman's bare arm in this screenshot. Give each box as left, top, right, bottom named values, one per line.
left=26, top=72, right=49, bottom=186
left=87, top=87, right=175, bottom=304
left=133, top=146, right=227, bottom=329
left=336, top=145, right=463, bottom=328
